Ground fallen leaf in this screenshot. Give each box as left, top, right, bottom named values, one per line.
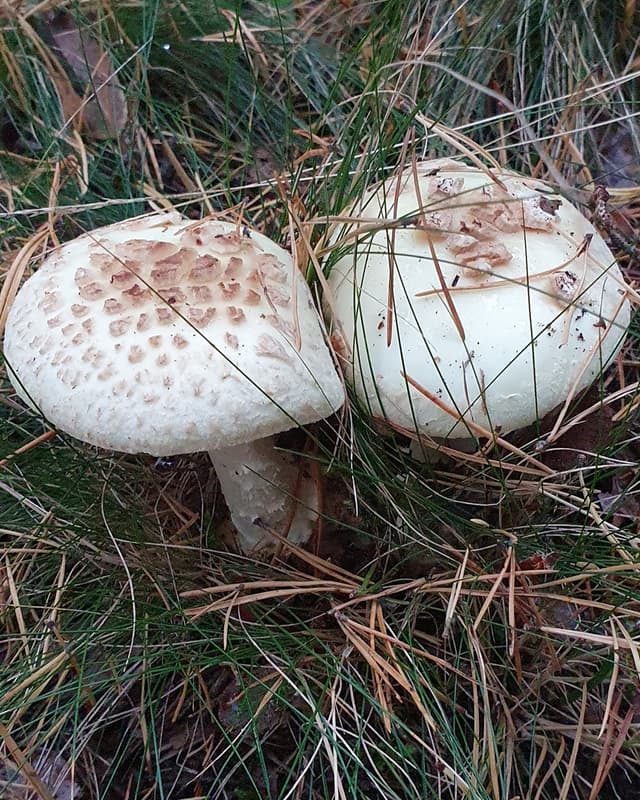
left=48, top=10, right=127, bottom=139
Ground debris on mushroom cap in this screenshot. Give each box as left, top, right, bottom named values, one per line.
left=4, top=213, right=344, bottom=454
left=326, top=160, right=632, bottom=438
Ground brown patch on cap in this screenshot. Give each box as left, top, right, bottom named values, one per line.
left=226, top=306, right=245, bottom=324
left=224, top=332, right=239, bottom=350
left=224, top=256, right=243, bottom=277
left=189, top=255, right=222, bottom=281
left=39, top=292, right=62, bottom=314
left=151, top=263, right=178, bottom=284
left=78, top=282, right=104, bottom=301
left=122, top=284, right=149, bottom=302
left=552, top=270, right=579, bottom=303
left=109, top=317, right=132, bottom=337
left=258, top=255, right=287, bottom=283
left=90, top=253, right=115, bottom=272
left=137, top=313, right=152, bottom=331
left=219, top=281, right=241, bottom=299
left=172, top=334, right=189, bottom=349
left=82, top=346, right=104, bottom=365
left=156, top=308, right=174, bottom=325
left=158, top=287, right=186, bottom=305
left=187, top=307, right=216, bottom=327
left=111, top=269, right=135, bottom=286
left=255, top=334, right=290, bottom=361
left=74, top=267, right=91, bottom=285
left=189, top=285, right=213, bottom=302
left=104, top=298, right=124, bottom=314
left=128, top=346, right=145, bottom=363
left=446, top=232, right=512, bottom=273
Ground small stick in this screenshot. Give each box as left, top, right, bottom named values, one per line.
left=0, top=429, right=57, bottom=469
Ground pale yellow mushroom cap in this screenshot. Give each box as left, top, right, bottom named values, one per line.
left=326, top=160, right=631, bottom=438
left=5, top=213, right=344, bottom=453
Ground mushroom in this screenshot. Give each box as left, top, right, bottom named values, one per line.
left=325, top=159, right=631, bottom=445
left=3, top=213, right=344, bottom=551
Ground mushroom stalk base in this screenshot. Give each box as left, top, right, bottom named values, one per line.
left=209, top=437, right=319, bottom=553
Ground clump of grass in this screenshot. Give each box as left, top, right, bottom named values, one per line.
left=1, top=1, right=640, bottom=798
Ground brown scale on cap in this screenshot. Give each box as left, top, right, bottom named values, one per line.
left=111, top=269, right=136, bottom=287
left=265, top=285, right=291, bottom=307
left=446, top=234, right=512, bottom=274
left=74, top=268, right=92, bottom=286
left=11, top=216, right=316, bottom=414
left=255, top=334, right=291, bottom=361
left=414, top=176, right=562, bottom=278
left=81, top=347, right=104, bottom=365
left=151, top=261, right=179, bottom=283
left=189, top=256, right=221, bottom=281
left=156, top=308, right=174, bottom=325
left=109, top=318, right=132, bottom=337
left=266, top=314, right=296, bottom=340
left=186, top=307, right=216, bottom=327
left=103, top=298, right=124, bottom=314
left=225, top=257, right=243, bottom=278
left=39, top=291, right=62, bottom=314
left=226, top=306, right=245, bottom=324
left=434, top=175, right=464, bottom=195
left=189, top=285, right=213, bottom=303
left=158, top=287, right=186, bottom=304
left=136, top=313, right=151, bottom=332
left=88, top=253, right=113, bottom=273
left=219, top=281, right=241, bottom=299
left=78, top=282, right=104, bottom=301
left=551, top=270, right=580, bottom=303
left=257, top=254, right=287, bottom=283
left=225, top=332, right=239, bottom=350
left=70, top=226, right=287, bottom=352
left=122, top=284, right=148, bottom=303
left=172, top=334, right=189, bottom=349
left=128, top=346, right=145, bottom=363
left=115, top=239, right=180, bottom=261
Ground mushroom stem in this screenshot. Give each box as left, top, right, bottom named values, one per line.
left=209, top=437, right=320, bottom=552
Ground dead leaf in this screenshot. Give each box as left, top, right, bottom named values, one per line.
left=48, top=10, right=127, bottom=139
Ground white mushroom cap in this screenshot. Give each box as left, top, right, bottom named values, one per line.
left=326, top=160, right=631, bottom=438
left=4, top=213, right=344, bottom=454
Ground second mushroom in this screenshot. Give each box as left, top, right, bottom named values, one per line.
left=325, top=159, right=631, bottom=443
